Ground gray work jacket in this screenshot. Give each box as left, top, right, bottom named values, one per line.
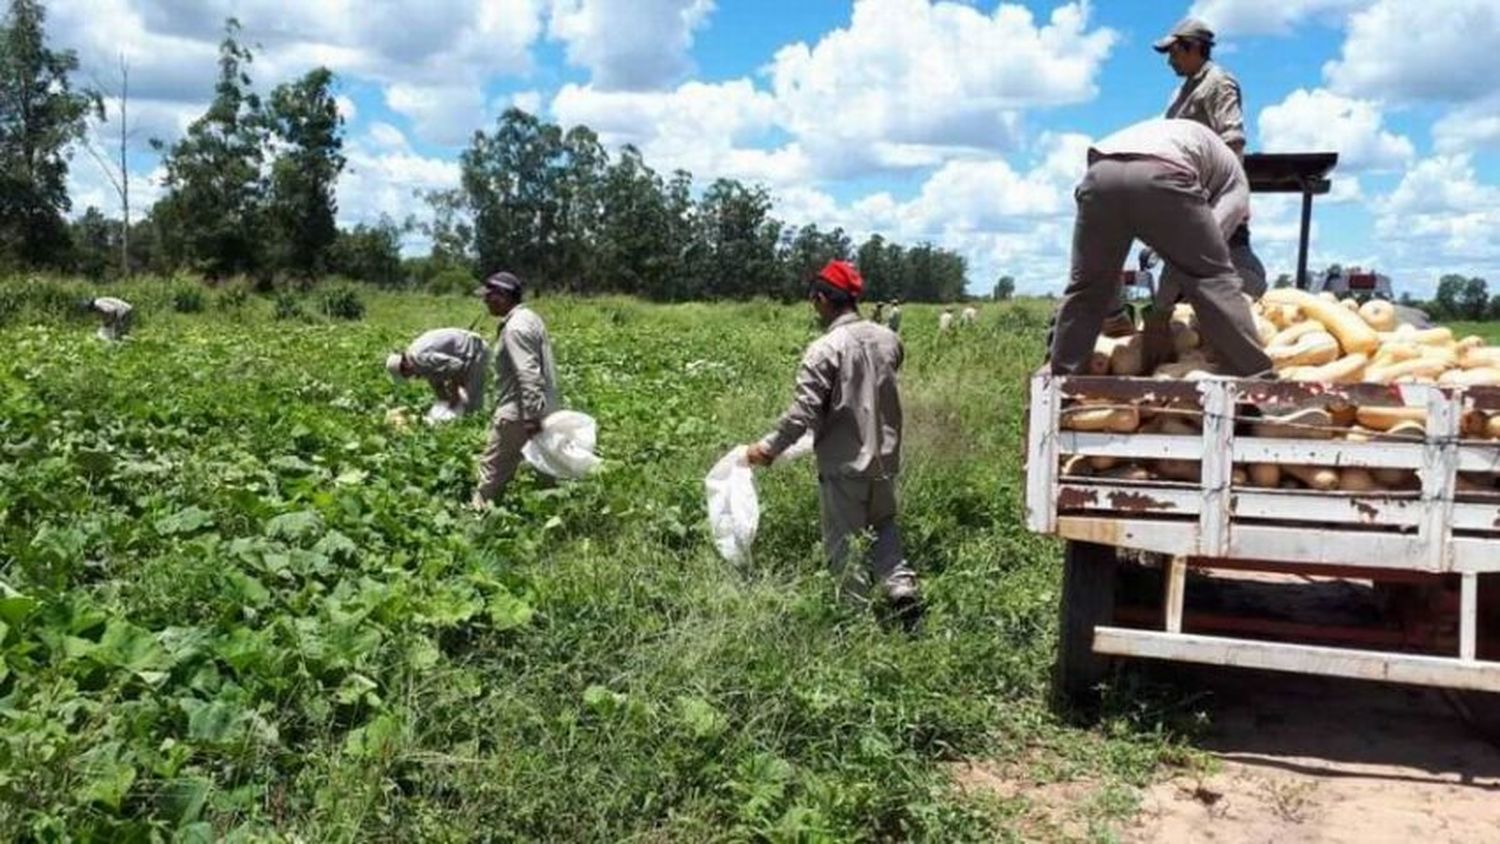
left=494, top=305, right=559, bottom=422
left=760, top=312, right=905, bottom=480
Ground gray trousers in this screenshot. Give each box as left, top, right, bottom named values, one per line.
left=819, top=476, right=917, bottom=601
left=1051, top=157, right=1272, bottom=377
left=474, top=415, right=530, bottom=504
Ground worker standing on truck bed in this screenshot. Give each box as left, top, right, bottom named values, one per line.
left=745, top=260, right=922, bottom=625
left=1155, top=16, right=1266, bottom=300
left=471, top=271, right=559, bottom=508
left=1050, top=118, right=1272, bottom=378
left=387, top=328, right=490, bottom=417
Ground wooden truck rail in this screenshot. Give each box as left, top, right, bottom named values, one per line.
left=1025, top=372, right=1500, bottom=696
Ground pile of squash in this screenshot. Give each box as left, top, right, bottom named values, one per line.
left=1062, top=291, right=1500, bottom=493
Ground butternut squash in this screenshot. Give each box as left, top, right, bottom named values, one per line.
left=1339, top=468, right=1382, bottom=492
left=1440, top=367, right=1500, bottom=387
left=1268, top=331, right=1341, bottom=369
left=1248, top=463, right=1281, bottom=488
left=1358, top=299, right=1398, bottom=331
left=1268, top=321, right=1327, bottom=349
left=1459, top=347, right=1500, bottom=370
left=1254, top=407, right=1336, bottom=440
left=1364, top=357, right=1448, bottom=384
left=1355, top=406, right=1426, bottom=431
left=1263, top=288, right=1380, bottom=354
left=1062, top=406, right=1140, bottom=432
left=1285, top=465, right=1340, bottom=491
left=1281, top=353, right=1369, bottom=384
left=1155, top=459, right=1201, bottom=482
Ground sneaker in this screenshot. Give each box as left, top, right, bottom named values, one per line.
left=883, top=579, right=924, bottom=632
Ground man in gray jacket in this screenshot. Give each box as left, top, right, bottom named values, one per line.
left=472, top=271, right=559, bottom=507
left=386, top=328, right=489, bottom=416
left=746, top=261, right=921, bottom=622
left=1051, top=118, right=1272, bottom=378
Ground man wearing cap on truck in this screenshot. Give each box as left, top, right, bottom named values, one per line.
left=471, top=271, right=560, bottom=508
left=745, top=261, right=922, bottom=625
left=1050, top=118, right=1272, bottom=379
left=386, top=328, right=490, bottom=417
left=1154, top=16, right=1267, bottom=299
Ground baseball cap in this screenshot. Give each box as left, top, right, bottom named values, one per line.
left=1154, top=18, right=1215, bottom=52
left=473, top=271, right=524, bottom=297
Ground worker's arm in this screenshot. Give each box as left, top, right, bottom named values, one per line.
left=755, top=345, right=835, bottom=462
left=412, top=350, right=468, bottom=379
left=503, top=317, right=549, bottom=424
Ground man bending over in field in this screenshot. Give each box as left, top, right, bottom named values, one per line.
left=89, top=296, right=133, bottom=341
left=746, top=261, right=923, bottom=625
left=386, top=328, right=490, bottom=418
left=471, top=272, right=559, bottom=508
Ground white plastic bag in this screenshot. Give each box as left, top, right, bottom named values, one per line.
left=704, top=432, right=813, bottom=564
left=705, top=447, right=759, bottom=564
left=523, top=410, right=601, bottom=480
left=424, top=401, right=462, bottom=426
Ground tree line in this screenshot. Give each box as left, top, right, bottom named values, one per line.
left=1, top=5, right=971, bottom=302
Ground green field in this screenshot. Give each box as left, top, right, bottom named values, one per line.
left=1, top=284, right=1195, bottom=841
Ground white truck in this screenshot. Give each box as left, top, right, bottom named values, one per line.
left=1028, top=152, right=1500, bottom=704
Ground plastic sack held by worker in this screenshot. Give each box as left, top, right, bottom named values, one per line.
left=522, top=410, right=602, bottom=480
left=705, top=434, right=813, bottom=564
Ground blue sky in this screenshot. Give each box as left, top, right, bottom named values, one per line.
left=53, top=1, right=1500, bottom=296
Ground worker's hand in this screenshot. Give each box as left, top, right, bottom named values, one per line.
left=523, top=419, right=542, bottom=437
left=744, top=443, right=774, bottom=467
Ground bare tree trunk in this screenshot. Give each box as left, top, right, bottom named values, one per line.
left=119, top=55, right=130, bottom=278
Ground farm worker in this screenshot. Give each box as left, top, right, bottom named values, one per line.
left=745, top=260, right=922, bottom=622
left=887, top=300, right=903, bottom=333
left=386, top=328, right=489, bottom=415
left=1050, top=119, right=1272, bottom=379
left=90, top=296, right=132, bottom=341
left=1154, top=16, right=1266, bottom=298
left=470, top=271, right=559, bottom=507
left=938, top=308, right=955, bottom=333
left=872, top=302, right=886, bottom=325
left=960, top=305, right=978, bottom=326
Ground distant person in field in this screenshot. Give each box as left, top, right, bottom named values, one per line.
left=471, top=272, right=559, bottom=507
left=872, top=302, right=886, bottom=325
left=745, top=260, right=922, bottom=624
left=886, top=300, right=903, bottom=333
left=89, top=296, right=133, bottom=341
left=939, top=308, right=955, bottom=334
left=386, top=328, right=489, bottom=417
left=1050, top=118, right=1272, bottom=378
left=961, top=305, right=978, bottom=326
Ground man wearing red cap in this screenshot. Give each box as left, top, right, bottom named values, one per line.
left=746, top=260, right=921, bottom=623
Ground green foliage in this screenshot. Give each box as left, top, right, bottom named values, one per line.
left=0, top=0, right=101, bottom=268
left=263, top=66, right=345, bottom=278
left=427, top=265, right=474, bottom=296
left=993, top=275, right=1015, bottom=301
left=272, top=290, right=303, bottom=320
left=172, top=284, right=205, bottom=313
left=0, top=285, right=1186, bottom=838
left=317, top=282, right=364, bottom=320
left=328, top=218, right=404, bottom=286
left=215, top=282, right=250, bottom=311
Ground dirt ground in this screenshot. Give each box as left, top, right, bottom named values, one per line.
left=1125, top=669, right=1500, bottom=844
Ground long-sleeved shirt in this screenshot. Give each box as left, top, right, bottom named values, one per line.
left=1165, top=61, right=1246, bottom=154
left=1090, top=118, right=1249, bottom=242
left=494, top=305, right=559, bottom=422
left=760, top=312, right=904, bottom=480
left=406, top=328, right=486, bottom=386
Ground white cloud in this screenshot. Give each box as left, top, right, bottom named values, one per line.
left=1185, top=0, right=1372, bottom=36
left=337, top=132, right=462, bottom=251
left=1432, top=97, right=1500, bottom=153
left=548, top=0, right=713, bottom=90
left=335, top=95, right=358, bottom=124
left=768, top=0, right=1115, bottom=173
left=551, top=79, right=808, bottom=187
left=50, top=0, right=546, bottom=148
left=1257, top=88, right=1413, bottom=172
left=1370, top=154, right=1500, bottom=285
left=385, top=83, right=489, bottom=147
left=1324, top=0, right=1500, bottom=104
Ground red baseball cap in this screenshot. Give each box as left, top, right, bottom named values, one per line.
left=817, top=260, right=864, bottom=298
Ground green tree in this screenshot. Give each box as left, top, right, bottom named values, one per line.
left=1459, top=276, right=1489, bottom=321
left=993, top=275, right=1015, bottom=300
left=328, top=217, right=404, bottom=286
left=1273, top=273, right=1293, bottom=289
left=151, top=19, right=266, bottom=279
left=1433, top=274, right=1467, bottom=321
left=696, top=178, right=782, bottom=299
left=593, top=145, right=675, bottom=298
left=264, top=66, right=344, bottom=278
left=67, top=205, right=114, bottom=279
left=462, top=108, right=564, bottom=284
left=0, top=0, right=99, bottom=267
left=779, top=223, right=852, bottom=301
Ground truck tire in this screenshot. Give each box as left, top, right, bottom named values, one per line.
left=1054, top=541, right=1118, bottom=709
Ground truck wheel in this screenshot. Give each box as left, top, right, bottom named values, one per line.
left=1054, top=541, right=1118, bottom=709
